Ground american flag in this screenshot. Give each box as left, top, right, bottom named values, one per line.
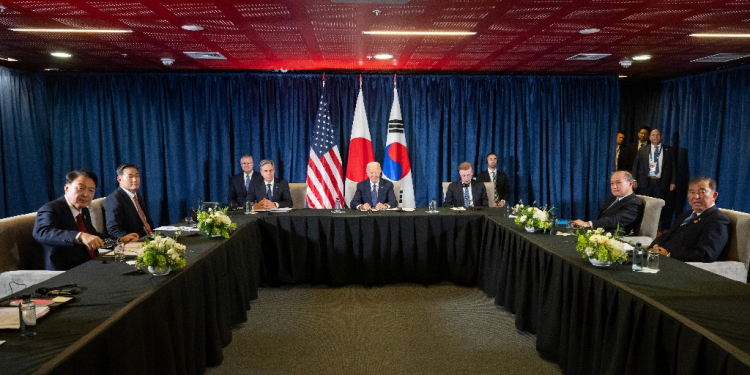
left=306, top=88, right=344, bottom=209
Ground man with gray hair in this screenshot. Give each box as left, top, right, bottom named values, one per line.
left=573, top=171, right=642, bottom=234
left=228, top=154, right=262, bottom=209
left=249, top=159, right=293, bottom=209
left=651, top=176, right=729, bottom=262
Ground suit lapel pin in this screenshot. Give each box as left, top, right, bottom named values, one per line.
left=694, top=218, right=700, bottom=224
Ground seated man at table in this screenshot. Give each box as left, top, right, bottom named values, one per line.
left=228, top=154, right=262, bottom=209
left=104, top=163, right=155, bottom=238
left=249, top=159, right=293, bottom=209
left=33, top=169, right=139, bottom=270
left=650, top=176, right=729, bottom=262
left=572, top=171, right=642, bottom=234
left=350, top=161, right=398, bottom=211
left=444, top=162, right=489, bottom=208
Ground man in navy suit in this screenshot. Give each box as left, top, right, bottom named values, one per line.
left=632, top=129, right=677, bottom=230
left=572, top=171, right=643, bottom=234
left=443, top=162, right=489, bottom=208
left=228, top=154, right=262, bottom=209
left=103, top=163, right=155, bottom=238
left=33, top=169, right=138, bottom=270
left=350, top=161, right=398, bottom=211
left=249, top=159, right=293, bottom=209
left=651, top=177, right=729, bottom=262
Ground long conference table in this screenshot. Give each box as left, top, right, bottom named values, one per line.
left=2, top=209, right=750, bottom=375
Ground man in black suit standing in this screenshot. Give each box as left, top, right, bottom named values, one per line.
left=476, top=152, right=510, bottom=207
left=104, top=163, right=155, bottom=238
left=631, top=129, right=676, bottom=230
left=615, top=131, right=630, bottom=171
left=228, top=154, right=262, bottom=209
left=250, top=159, right=293, bottom=209
left=444, top=162, right=489, bottom=208
left=350, top=161, right=398, bottom=210
left=33, top=169, right=138, bottom=270
left=651, top=177, right=729, bottom=262
left=572, top=171, right=642, bottom=234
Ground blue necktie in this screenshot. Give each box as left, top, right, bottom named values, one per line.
left=680, top=211, right=696, bottom=226
left=371, top=184, right=378, bottom=206
left=245, top=175, right=250, bottom=193
left=464, top=184, right=470, bottom=207
left=654, top=146, right=660, bottom=175
left=266, top=184, right=272, bottom=200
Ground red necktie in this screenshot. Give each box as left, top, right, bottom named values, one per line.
left=76, top=213, right=97, bottom=260
left=133, top=195, right=152, bottom=234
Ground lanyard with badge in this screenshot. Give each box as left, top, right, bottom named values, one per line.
left=649, top=146, right=662, bottom=174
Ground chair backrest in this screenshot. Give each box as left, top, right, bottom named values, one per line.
left=442, top=182, right=451, bottom=204
left=0, top=212, right=44, bottom=272
left=89, top=197, right=106, bottom=235
left=483, top=182, right=494, bottom=204
left=718, top=208, right=750, bottom=269
left=288, top=183, right=307, bottom=209
left=635, top=195, right=665, bottom=239
left=391, top=181, right=401, bottom=207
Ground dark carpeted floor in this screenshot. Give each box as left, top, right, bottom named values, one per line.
left=206, top=283, right=562, bottom=375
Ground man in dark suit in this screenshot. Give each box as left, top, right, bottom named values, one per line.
left=33, top=169, right=138, bottom=270
left=249, top=159, right=293, bottom=209
left=228, top=154, right=262, bottom=209
left=651, top=177, right=729, bottom=262
left=572, top=171, right=643, bottom=234
left=476, top=152, right=510, bottom=207
left=444, top=162, right=489, bottom=208
left=350, top=161, right=398, bottom=210
left=631, top=129, right=677, bottom=230
left=103, top=163, right=155, bottom=238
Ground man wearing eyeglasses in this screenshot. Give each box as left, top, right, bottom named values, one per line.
left=650, top=176, right=729, bottom=262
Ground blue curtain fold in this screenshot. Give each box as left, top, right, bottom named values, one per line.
left=0, top=67, right=618, bottom=225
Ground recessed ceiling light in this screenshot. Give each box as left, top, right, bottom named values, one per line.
left=632, top=55, right=651, bottom=61
left=0, top=56, right=18, bottom=62
left=363, top=31, right=476, bottom=36
left=50, top=52, right=72, bottom=58
left=374, top=54, right=393, bottom=60
left=44, top=68, right=59, bottom=71
left=10, top=28, right=132, bottom=33
left=579, top=28, right=600, bottom=34
left=618, top=75, right=627, bottom=78
left=181, top=25, right=203, bottom=31
left=690, top=33, right=750, bottom=38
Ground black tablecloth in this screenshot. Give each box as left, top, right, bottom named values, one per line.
left=256, top=209, right=487, bottom=286
left=0, top=216, right=262, bottom=375
left=480, top=216, right=750, bottom=375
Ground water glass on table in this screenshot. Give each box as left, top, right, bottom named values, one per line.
left=185, top=216, right=195, bottom=227
left=113, top=243, right=125, bottom=262
left=646, top=250, right=659, bottom=271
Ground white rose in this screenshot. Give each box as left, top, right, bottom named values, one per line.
left=165, top=238, right=176, bottom=246
left=533, top=209, right=548, bottom=221
left=584, top=247, right=595, bottom=256
left=220, top=215, right=231, bottom=225
left=520, top=216, right=527, bottom=223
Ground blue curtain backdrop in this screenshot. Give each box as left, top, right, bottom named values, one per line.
left=0, top=67, right=619, bottom=225
left=657, top=66, right=750, bottom=214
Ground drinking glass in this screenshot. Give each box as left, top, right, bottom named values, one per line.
left=185, top=216, right=195, bottom=227
left=114, top=243, right=125, bottom=262
left=646, top=250, right=659, bottom=271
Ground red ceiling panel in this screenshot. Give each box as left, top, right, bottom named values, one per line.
left=0, top=0, right=748, bottom=78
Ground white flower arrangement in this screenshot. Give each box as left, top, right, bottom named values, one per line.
left=196, top=206, right=237, bottom=238
left=575, top=227, right=628, bottom=264
left=513, top=201, right=553, bottom=231
left=135, top=233, right=187, bottom=270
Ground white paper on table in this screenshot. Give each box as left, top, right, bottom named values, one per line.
left=641, top=268, right=659, bottom=274
left=154, top=226, right=200, bottom=232
left=555, top=232, right=572, bottom=236
left=509, top=214, right=517, bottom=218
left=269, top=208, right=293, bottom=213
left=450, top=207, right=466, bottom=211
left=0, top=306, right=50, bottom=329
